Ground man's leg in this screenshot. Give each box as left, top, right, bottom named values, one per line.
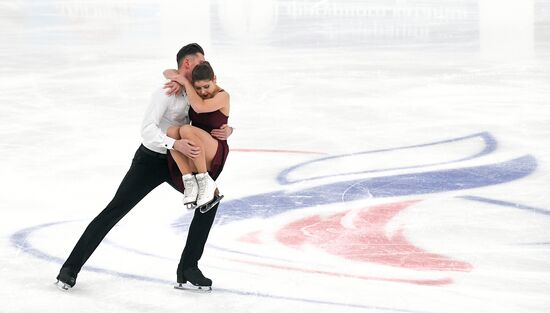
left=176, top=202, right=219, bottom=283
left=165, top=151, right=219, bottom=288
left=58, top=147, right=169, bottom=286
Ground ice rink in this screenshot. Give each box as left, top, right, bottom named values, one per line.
left=1, top=0, right=550, bottom=312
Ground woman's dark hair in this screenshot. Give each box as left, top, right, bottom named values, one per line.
left=192, top=61, right=215, bottom=82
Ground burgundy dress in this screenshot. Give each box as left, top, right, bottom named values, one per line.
left=167, top=103, right=230, bottom=193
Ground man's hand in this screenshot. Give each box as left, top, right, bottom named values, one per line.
left=173, top=139, right=201, bottom=158
left=210, top=124, right=233, bottom=141
left=164, top=81, right=183, bottom=96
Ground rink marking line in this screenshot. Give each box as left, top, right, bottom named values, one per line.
left=202, top=194, right=550, bottom=285
left=10, top=142, right=542, bottom=311
left=173, top=142, right=537, bottom=287
left=10, top=193, right=545, bottom=310
left=230, top=148, right=327, bottom=155
left=13, top=197, right=546, bottom=313
left=207, top=200, right=470, bottom=287
left=222, top=256, right=453, bottom=286
left=459, top=195, right=550, bottom=246
left=10, top=223, right=434, bottom=313
left=277, top=131, right=497, bottom=184
left=210, top=155, right=537, bottom=223
left=460, top=195, right=550, bottom=216
left=275, top=200, right=472, bottom=272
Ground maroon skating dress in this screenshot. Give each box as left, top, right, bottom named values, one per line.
left=167, top=102, right=230, bottom=193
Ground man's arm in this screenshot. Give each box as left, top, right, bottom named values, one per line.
left=141, top=90, right=177, bottom=150
left=163, top=69, right=228, bottom=114
left=141, top=89, right=202, bottom=158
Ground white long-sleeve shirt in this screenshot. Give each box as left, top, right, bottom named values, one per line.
left=141, top=87, right=190, bottom=154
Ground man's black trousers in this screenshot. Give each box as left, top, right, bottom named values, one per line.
left=60, top=144, right=218, bottom=278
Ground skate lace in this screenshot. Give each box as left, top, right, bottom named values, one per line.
left=197, top=176, right=207, bottom=194
left=183, top=178, right=195, bottom=190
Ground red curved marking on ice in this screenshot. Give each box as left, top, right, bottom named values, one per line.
left=276, top=200, right=472, bottom=271
left=238, top=230, right=262, bottom=244
left=230, top=148, right=327, bottom=155
left=224, top=257, right=453, bottom=285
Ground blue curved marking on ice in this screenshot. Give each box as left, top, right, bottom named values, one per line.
left=9, top=222, right=434, bottom=313
left=277, top=132, right=497, bottom=185
left=460, top=195, right=550, bottom=216
left=8, top=133, right=539, bottom=312
left=460, top=195, right=550, bottom=246
left=185, top=155, right=537, bottom=226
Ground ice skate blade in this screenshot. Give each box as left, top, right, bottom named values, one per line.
left=174, top=282, right=212, bottom=292
left=55, top=280, right=72, bottom=291
left=199, top=194, right=224, bottom=213
left=185, top=202, right=197, bottom=210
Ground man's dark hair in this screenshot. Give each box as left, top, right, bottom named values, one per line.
left=176, top=43, right=204, bottom=68
left=192, top=61, right=215, bottom=82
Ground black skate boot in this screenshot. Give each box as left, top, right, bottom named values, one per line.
left=55, top=268, right=77, bottom=290
left=174, top=267, right=212, bottom=291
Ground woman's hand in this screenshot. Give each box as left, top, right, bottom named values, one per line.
left=163, top=69, right=189, bottom=85
left=163, top=69, right=189, bottom=96
left=164, top=81, right=182, bottom=96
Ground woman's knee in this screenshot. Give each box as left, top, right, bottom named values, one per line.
left=178, top=124, right=195, bottom=138
left=167, top=126, right=181, bottom=139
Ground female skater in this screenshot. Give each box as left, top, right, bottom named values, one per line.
left=165, top=61, right=230, bottom=212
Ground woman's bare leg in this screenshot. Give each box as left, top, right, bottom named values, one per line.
left=167, top=126, right=196, bottom=174
left=167, top=126, right=200, bottom=207
left=178, top=125, right=219, bottom=173
left=178, top=125, right=220, bottom=207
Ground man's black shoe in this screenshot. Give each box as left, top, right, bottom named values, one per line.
left=56, top=268, right=77, bottom=290
left=174, top=267, right=212, bottom=291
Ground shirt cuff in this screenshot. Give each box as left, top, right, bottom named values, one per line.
left=164, top=137, right=176, bottom=150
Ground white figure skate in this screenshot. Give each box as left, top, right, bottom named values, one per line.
left=182, top=174, right=198, bottom=210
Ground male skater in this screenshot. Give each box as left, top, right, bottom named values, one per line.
left=56, top=43, right=230, bottom=291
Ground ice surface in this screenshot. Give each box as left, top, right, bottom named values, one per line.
left=1, top=1, right=550, bottom=312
